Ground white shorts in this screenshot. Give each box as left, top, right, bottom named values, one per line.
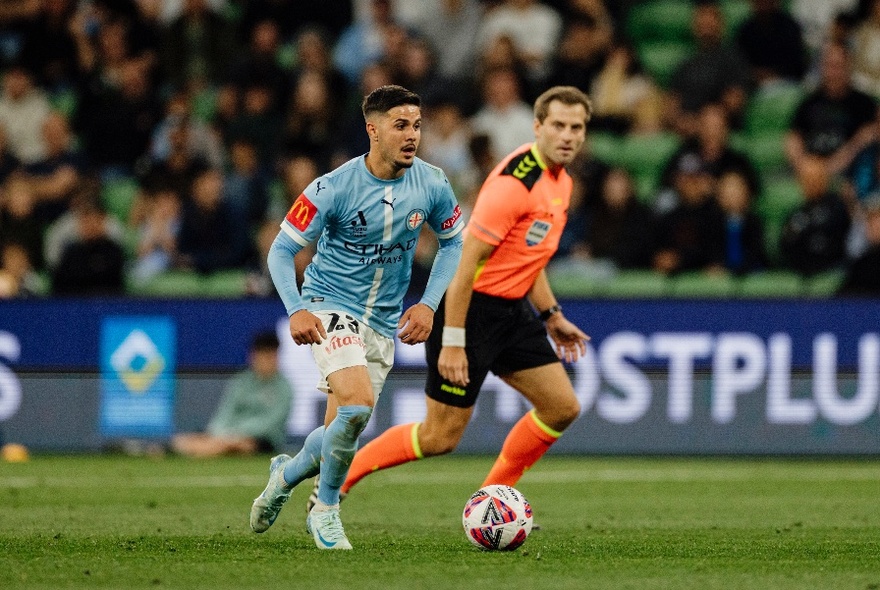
left=310, top=310, right=394, bottom=401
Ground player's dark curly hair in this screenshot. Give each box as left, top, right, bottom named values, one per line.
left=362, top=85, right=421, bottom=119
left=533, top=86, right=593, bottom=124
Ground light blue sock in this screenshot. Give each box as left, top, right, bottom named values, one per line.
left=317, top=405, right=373, bottom=506
left=282, top=425, right=324, bottom=487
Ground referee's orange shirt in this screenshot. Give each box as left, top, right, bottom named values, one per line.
left=468, top=143, right=572, bottom=299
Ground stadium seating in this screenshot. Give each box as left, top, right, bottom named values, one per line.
left=756, top=176, right=802, bottom=226
left=100, top=176, right=139, bottom=223
left=669, top=271, right=738, bottom=298
left=744, top=85, right=805, bottom=134
left=49, top=89, right=77, bottom=118
left=626, top=0, right=694, bottom=44
left=619, top=132, right=681, bottom=177
left=636, top=41, right=693, bottom=88
left=804, top=269, right=846, bottom=297
left=602, top=270, right=670, bottom=298
left=738, top=270, right=804, bottom=298
left=720, top=0, right=752, bottom=37
left=587, top=132, right=624, bottom=166
left=746, top=132, right=789, bottom=177
left=129, top=270, right=205, bottom=298
left=203, top=270, right=249, bottom=298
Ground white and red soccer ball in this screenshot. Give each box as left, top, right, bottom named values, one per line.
left=462, top=484, right=533, bottom=551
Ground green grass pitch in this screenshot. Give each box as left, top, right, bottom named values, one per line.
left=1, top=454, right=879, bottom=589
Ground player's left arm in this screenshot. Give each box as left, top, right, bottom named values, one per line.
left=399, top=176, right=466, bottom=345
left=528, top=269, right=590, bottom=363
left=398, top=230, right=463, bottom=345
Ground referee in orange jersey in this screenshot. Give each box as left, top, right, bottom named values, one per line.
left=341, top=86, right=592, bottom=495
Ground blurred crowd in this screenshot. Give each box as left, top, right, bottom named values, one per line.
left=1, top=0, right=880, bottom=299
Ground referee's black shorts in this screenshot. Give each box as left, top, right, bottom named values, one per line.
left=425, top=292, right=559, bottom=408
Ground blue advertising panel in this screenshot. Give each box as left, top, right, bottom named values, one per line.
left=98, top=316, right=176, bottom=438
left=1, top=298, right=879, bottom=454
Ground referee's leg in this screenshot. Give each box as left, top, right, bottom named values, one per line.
left=482, top=363, right=581, bottom=487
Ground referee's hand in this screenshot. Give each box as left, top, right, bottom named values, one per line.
left=438, top=346, right=469, bottom=386
left=546, top=313, right=590, bottom=363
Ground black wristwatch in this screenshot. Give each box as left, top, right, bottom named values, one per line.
left=539, top=304, right=562, bottom=322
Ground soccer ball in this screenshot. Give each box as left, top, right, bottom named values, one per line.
left=462, top=484, right=533, bottom=551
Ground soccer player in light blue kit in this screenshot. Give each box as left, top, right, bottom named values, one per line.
left=249, top=85, right=465, bottom=549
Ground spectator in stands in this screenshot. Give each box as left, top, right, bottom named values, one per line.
left=226, top=19, right=288, bottom=112
left=332, top=61, right=394, bottom=164
left=176, top=167, right=253, bottom=274
left=139, top=121, right=210, bottom=207
left=589, top=42, right=664, bottom=135
left=547, top=13, right=614, bottom=97
left=665, top=0, right=751, bottom=136
left=470, top=67, right=535, bottom=162
left=75, top=58, right=162, bottom=178
left=17, top=0, right=79, bottom=91
left=224, top=138, right=270, bottom=227
left=160, top=0, right=236, bottom=92
left=735, top=0, right=809, bottom=88
left=69, top=11, right=132, bottom=93
left=395, top=36, right=449, bottom=106
left=226, top=83, right=283, bottom=167
left=246, top=219, right=281, bottom=298
left=25, top=111, right=85, bottom=225
left=404, top=0, right=483, bottom=84
left=716, top=169, right=768, bottom=274
left=129, top=183, right=183, bottom=286
left=291, top=26, right=349, bottom=105
left=780, top=156, right=851, bottom=275
left=0, top=0, right=42, bottom=70
left=171, top=329, right=292, bottom=457
left=583, top=166, right=657, bottom=270
left=850, top=0, right=880, bottom=99
left=277, top=152, right=320, bottom=215
left=284, top=71, right=340, bottom=171
left=838, top=195, right=880, bottom=295
left=43, top=179, right=127, bottom=273
left=477, top=0, right=564, bottom=84
left=785, top=41, right=878, bottom=172
left=652, top=155, right=726, bottom=275
left=660, top=103, right=761, bottom=195
left=789, top=0, right=858, bottom=62
left=419, top=96, right=480, bottom=200
left=0, top=64, right=51, bottom=165
left=236, top=0, right=352, bottom=48
left=0, top=241, right=41, bottom=298
left=149, top=90, right=224, bottom=169
left=332, top=0, right=399, bottom=85
left=0, top=176, right=44, bottom=270
left=50, top=196, right=126, bottom=296
left=0, top=126, right=22, bottom=186
left=158, top=0, right=226, bottom=27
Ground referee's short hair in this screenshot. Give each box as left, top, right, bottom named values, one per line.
left=362, top=85, right=421, bottom=119
left=533, top=86, right=593, bottom=124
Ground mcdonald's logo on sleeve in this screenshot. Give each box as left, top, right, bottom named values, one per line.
left=286, top=194, right=318, bottom=231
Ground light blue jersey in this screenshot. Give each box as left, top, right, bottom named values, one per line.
left=274, top=155, right=465, bottom=338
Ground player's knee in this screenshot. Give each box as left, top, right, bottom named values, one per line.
left=554, top=398, right=581, bottom=429
left=417, top=424, right=461, bottom=456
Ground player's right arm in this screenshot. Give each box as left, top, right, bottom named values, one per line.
left=267, top=180, right=334, bottom=346
left=267, top=231, right=327, bottom=345
left=437, top=232, right=495, bottom=386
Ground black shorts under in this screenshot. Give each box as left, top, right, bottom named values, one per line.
left=425, top=292, right=559, bottom=408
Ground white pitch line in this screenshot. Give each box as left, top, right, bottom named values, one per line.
left=1, top=468, right=878, bottom=489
